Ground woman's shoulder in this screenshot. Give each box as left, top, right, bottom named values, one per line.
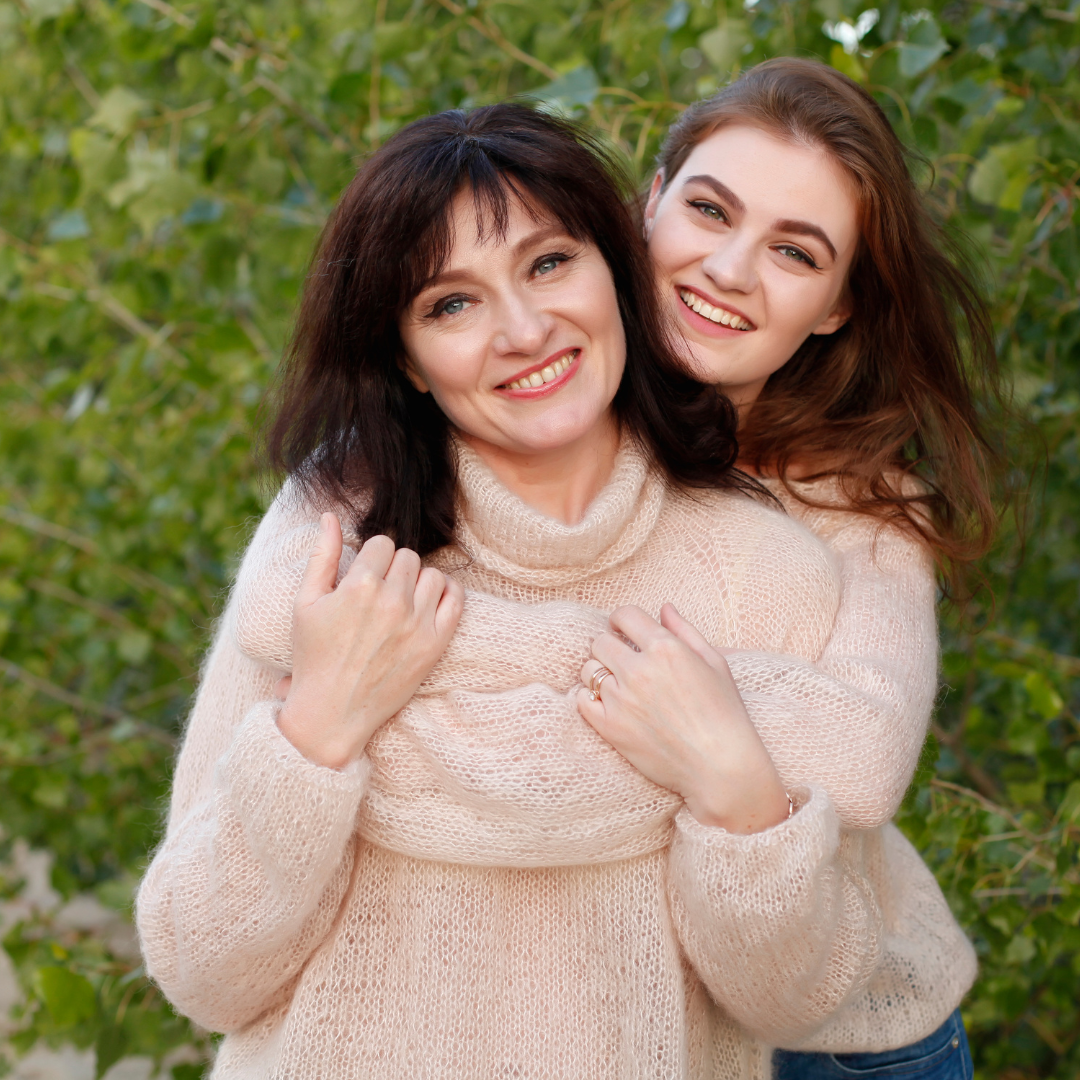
left=664, top=486, right=842, bottom=633
left=230, top=477, right=364, bottom=669
left=660, top=490, right=838, bottom=656
left=757, top=471, right=935, bottom=561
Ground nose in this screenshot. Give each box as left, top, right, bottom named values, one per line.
left=700, top=234, right=758, bottom=295
left=490, top=287, right=552, bottom=357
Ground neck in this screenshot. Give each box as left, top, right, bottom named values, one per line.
left=458, top=414, right=621, bottom=525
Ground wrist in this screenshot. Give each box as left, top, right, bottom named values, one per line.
left=277, top=691, right=373, bottom=770
left=684, top=768, right=791, bottom=834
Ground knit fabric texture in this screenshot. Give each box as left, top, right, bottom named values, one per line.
left=136, top=442, right=976, bottom=1079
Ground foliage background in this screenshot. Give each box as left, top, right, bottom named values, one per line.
left=0, top=0, right=1077, bottom=1075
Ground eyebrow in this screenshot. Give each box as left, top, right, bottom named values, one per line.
left=773, top=219, right=837, bottom=261
left=681, top=174, right=838, bottom=262
left=421, top=223, right=570, bottom=292
left=681, top=174, right=745, bottom=214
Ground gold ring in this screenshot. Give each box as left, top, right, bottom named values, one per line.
left=589, top=666, right=612, bottom=694
left=588, top=667, right=614, bottom=701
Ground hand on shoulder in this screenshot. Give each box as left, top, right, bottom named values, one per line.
left=276, top=514, right=464, bottom=769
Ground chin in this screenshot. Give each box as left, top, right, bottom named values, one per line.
left=511, top=406, right=611, bottom=455
left=683, top=344, right=729, bottom=385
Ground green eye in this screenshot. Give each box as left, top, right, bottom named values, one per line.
left=778, top=245, right=815, bottom=266
left=691, top=201, right=724, bottom=221
left=536, top=256, right=561, bottom=274
left=442, top=298, right=466, bottom=314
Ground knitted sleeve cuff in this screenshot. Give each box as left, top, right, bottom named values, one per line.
left=217, top=699, right=370, bottom=887
left=670, top=785, right=840, bottom=926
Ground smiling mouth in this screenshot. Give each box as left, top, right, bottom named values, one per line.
left=499, top=349, right=580, bottom=391
left=679, top=289, right=753, bottom=331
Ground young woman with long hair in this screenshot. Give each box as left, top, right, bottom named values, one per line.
left=603, top=56, right=1003, bottom=1077
left=137, top=101, right=975, bottom=1078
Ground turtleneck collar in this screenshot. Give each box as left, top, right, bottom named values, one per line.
left=451, top=436, right=666, bottom=588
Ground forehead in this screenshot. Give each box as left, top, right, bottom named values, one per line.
left=672, top=124, right=859, bottom=232
left=443, top=184, right=563, bottom=259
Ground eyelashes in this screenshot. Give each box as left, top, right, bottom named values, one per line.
left=775, top=245, right=820, bottom=269
left=424, top=294, right=473, bottom=318
left=687, top=200, right=821, bottom=270
left=689, top=199, right=726, bottom=223
left=419, top=248, right=580, bottom=319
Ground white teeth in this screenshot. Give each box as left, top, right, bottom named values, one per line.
left=504, top=351, right=577, bottom=391
left=680, top=289, right=750, bottom=331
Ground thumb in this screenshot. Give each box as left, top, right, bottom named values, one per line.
left=659, top=603, right=727, bottom=671
left=296, top=513, right=343, bottom=608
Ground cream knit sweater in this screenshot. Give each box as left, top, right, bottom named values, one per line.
left=136, top=444, right=976, bottom=1079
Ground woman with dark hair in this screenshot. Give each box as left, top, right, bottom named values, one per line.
left=136, top=102, right=971, bottom=1079
left=594, top=56, right=1000, bottom=1076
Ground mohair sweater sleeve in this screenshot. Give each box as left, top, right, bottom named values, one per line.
left=667, top=788, right=882, bottom=1047
left=725, top=509, right=937, bottom=829
left=135, top=494, right=370, bottom=1034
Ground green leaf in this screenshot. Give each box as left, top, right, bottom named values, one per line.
left=33, top=966, right=97, bottom=1026
left=898, top=16, right=948, bottom=77
left=373, top=21, right=416, bottom=60
left=1058, top=781, right=1080, bottom=824
left=88, top=87, right=149, bottom=138
left=22, top=0, right=75, bottom=22
left=117, top=629, right=152, bottom=665
left=95, top=1024, right=127, bottom=1079
left=968, top=138, right=1039, bottom=210
left=1024, top=671, right=1063, bottom=719
left=1004, top=935, right=1037, bottom=964
left=898, top=38, right=948, bottom=77
left=533, top=66, right=600, bottom=110
left=699, top=21, right=750, bottom=72
left=70, top=128, right=120, bottom=193
left=829, top=43, right=865, bottom=83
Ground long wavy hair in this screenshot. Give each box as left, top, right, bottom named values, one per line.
left=265, top=103, right=756, bottom=555
left=656, top=58, right=1009, bottom=597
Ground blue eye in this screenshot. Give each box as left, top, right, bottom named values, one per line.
left=534, top=253, right=568, bottom=275
left=427, top=295, right=473, bottom=318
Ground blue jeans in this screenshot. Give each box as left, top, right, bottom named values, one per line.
left=773, top=1010, right=973, bottom=1079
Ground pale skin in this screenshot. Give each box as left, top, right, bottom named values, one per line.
left=643, top=123, right=860, bottom=411
left=576, top=125, right=864, bottom=831
left=277, top=187, right=793, bottom=833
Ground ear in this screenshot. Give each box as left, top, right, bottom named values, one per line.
left=811, top=288, right=853, bottom=337
left=398, top=352, right=430, bottom=394
left=643, top=170, right=665, bottom=241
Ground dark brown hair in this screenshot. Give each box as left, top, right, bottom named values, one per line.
left=656, top=58, right=1007, bottom=595
left=265, top=103, right=753, bottom=555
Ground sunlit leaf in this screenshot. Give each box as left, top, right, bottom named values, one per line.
left=33, top=966, right=96, bottom=1026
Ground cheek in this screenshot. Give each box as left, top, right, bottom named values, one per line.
left=763, top=268, right=838, bottom=338
left=647, top=216, right=690, bottom=282
left=407, top=331, right=486, bottom=401
left=577, top=280, right=625, bottom=381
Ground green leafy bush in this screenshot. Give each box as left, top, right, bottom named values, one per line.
left=0, top=0, right=1076, bottom=1076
